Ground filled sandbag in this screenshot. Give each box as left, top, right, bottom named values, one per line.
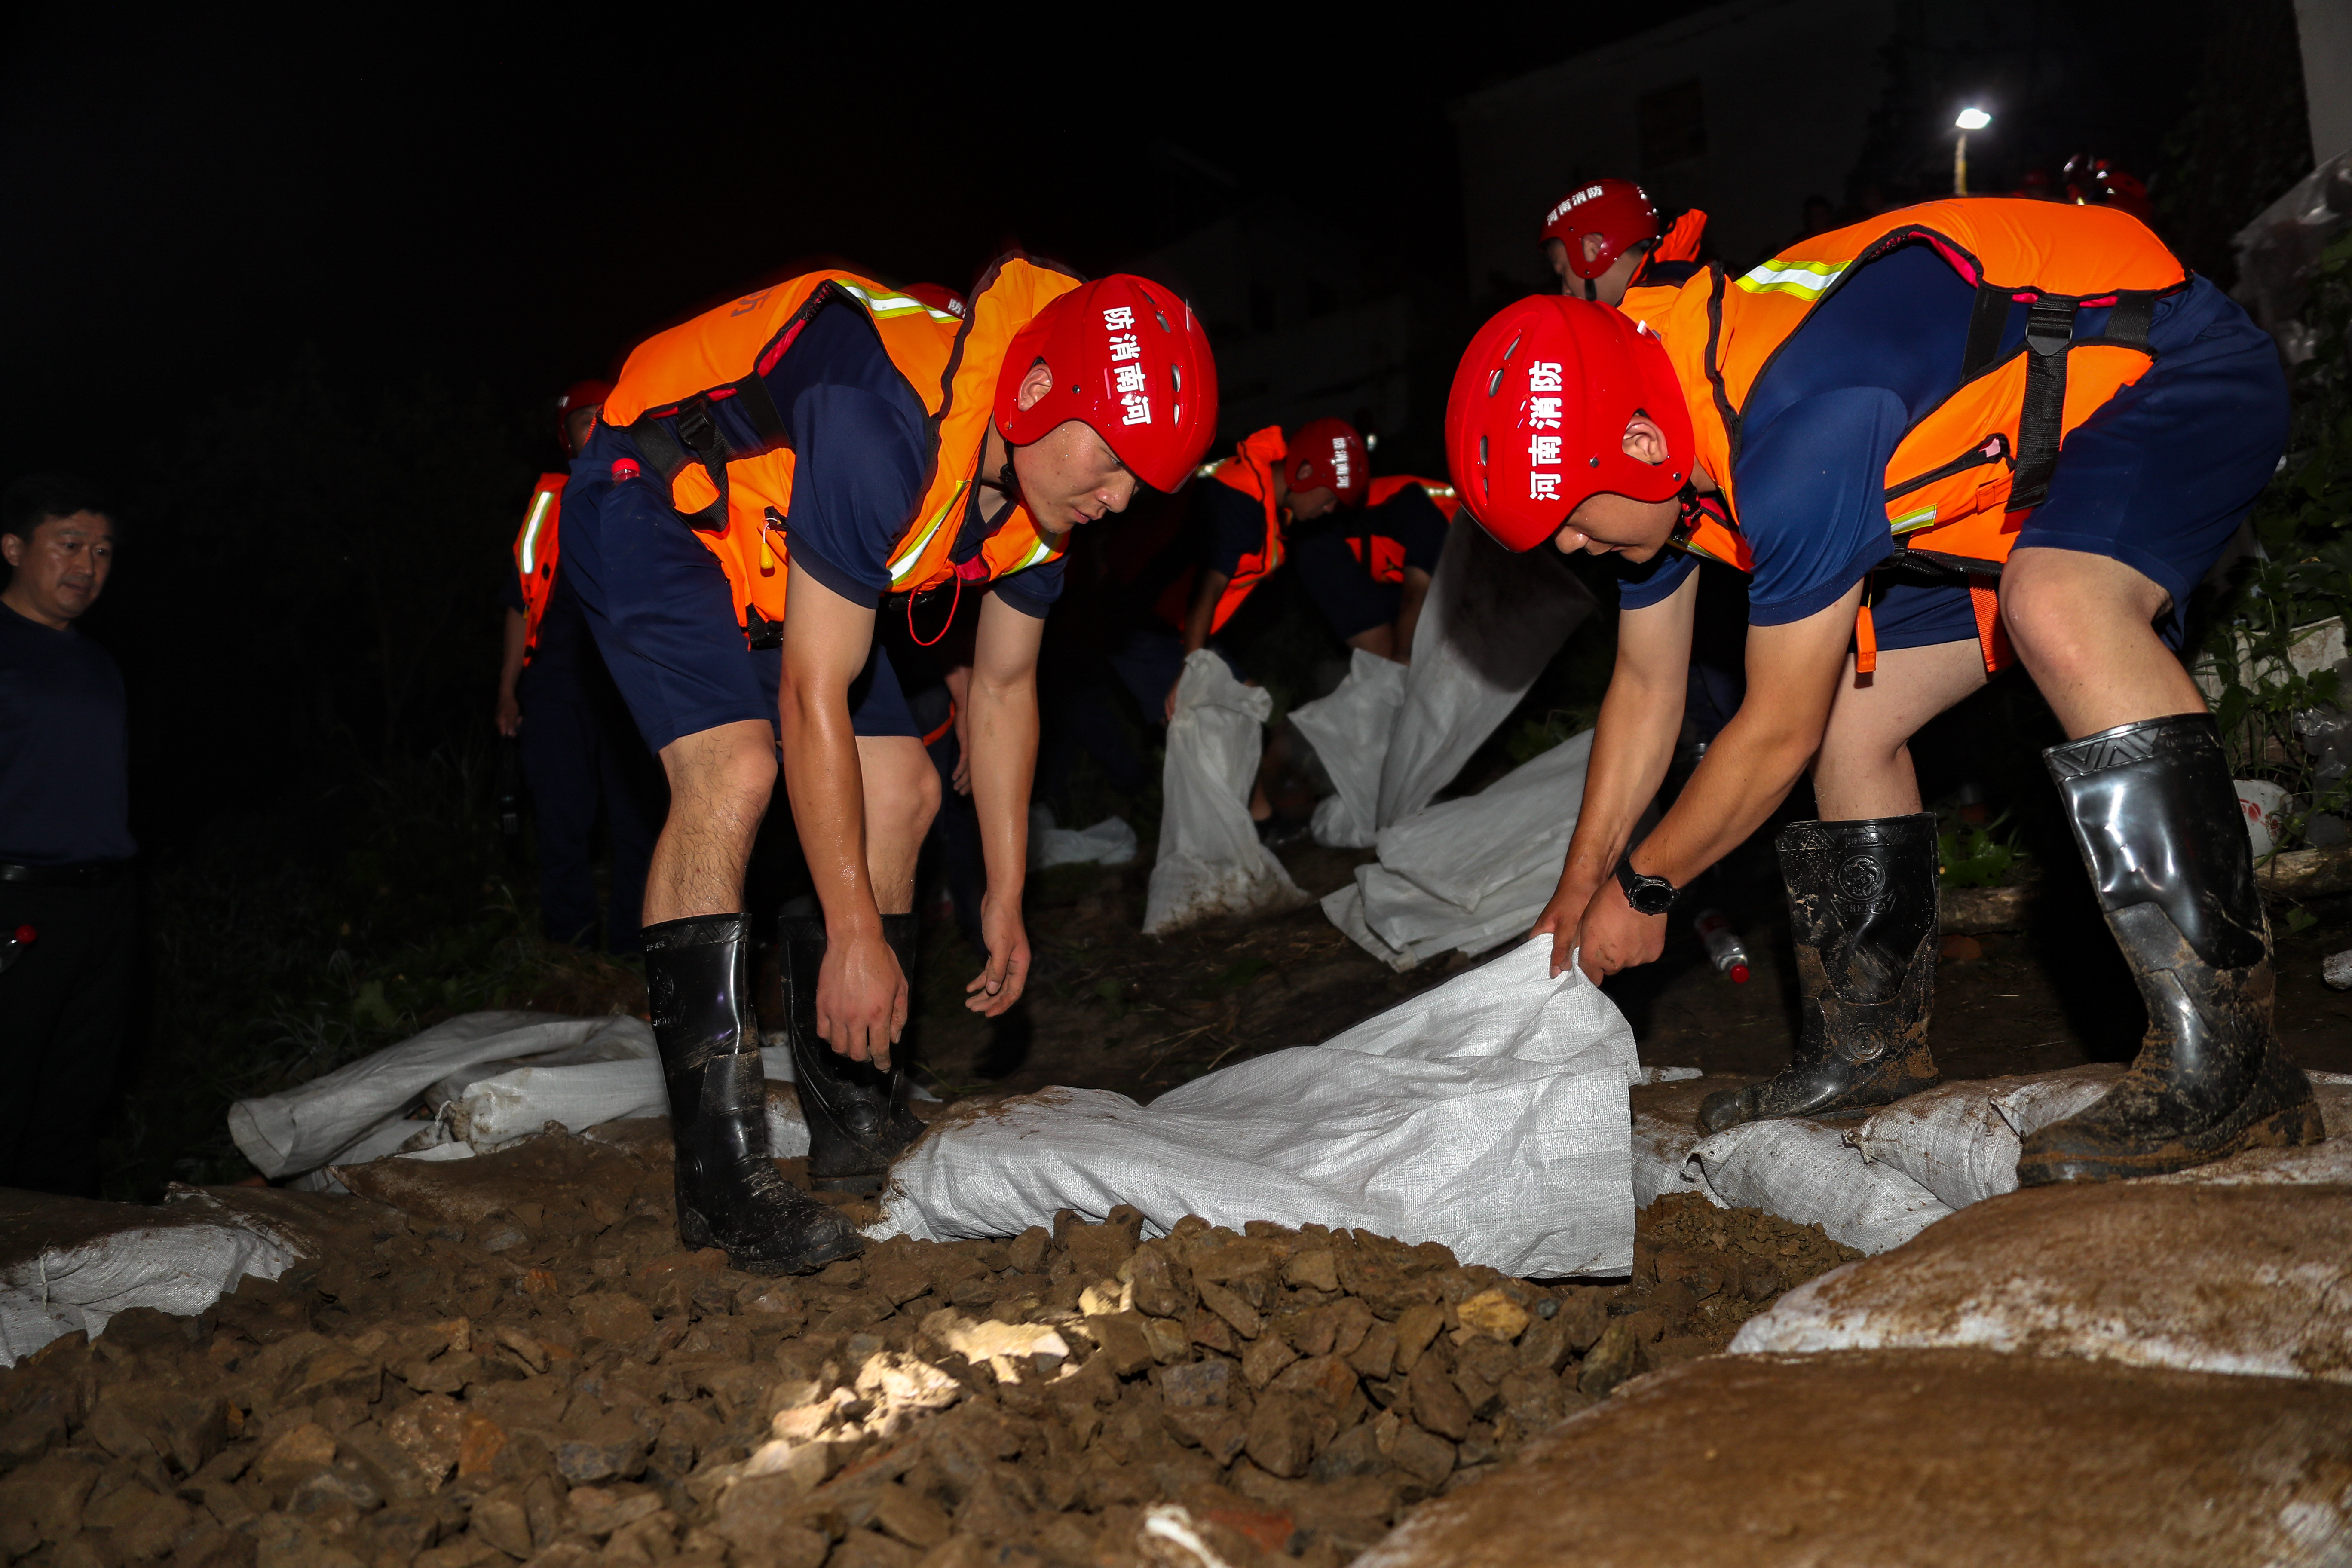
left=1373, top=521, right=1596, bottom=827
left=874, top=937, right=1640, bottom=1277
left=1142, top=650, right=1311, bottom=934
left=1732, top=1181, right=2352, bottom=1384
left=1326, top=731, right=1592, bottom=970
left=1027, top=805, right=1139, bottom=869
left=1289, top=649, right=1407, bottom=849
left=1356, top=1348, right=2352, bottom=1567
left=1684, top=1115, right=1953, bottom=1255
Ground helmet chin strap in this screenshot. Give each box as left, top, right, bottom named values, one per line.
left=1583, top=273, right=1599, bottom=302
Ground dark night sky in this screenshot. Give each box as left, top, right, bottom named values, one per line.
left=1, top=17, right=1654, bottom=473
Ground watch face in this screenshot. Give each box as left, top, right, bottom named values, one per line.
left=1631, top=882, right=1674, bottom=915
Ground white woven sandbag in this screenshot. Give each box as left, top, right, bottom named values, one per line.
left=1685, top=1117, right=1954, bottom=1254
left=1142, top=650, right=1309, bottom=935
left=1290, top=649, right=1408, bottom=849
left=874, top=937, right=1640, bottom=1277
left=1374, top=520, right=1596, bottom=828
left=0, top=1215, right=297, bottom=1366
left=1028, top=805, right=1139, bottom=869
left=1849, top=1066, right=2119, bottom=1211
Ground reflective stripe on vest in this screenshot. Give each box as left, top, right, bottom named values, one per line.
left=603, top=257, right=1079, bottom=633
left=1629, top=199, right=2187, bottom=671
left=511, top=474, right=567, bottom=659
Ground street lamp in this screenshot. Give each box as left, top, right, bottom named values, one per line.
left=1954, top=106, right=1991, bottom=195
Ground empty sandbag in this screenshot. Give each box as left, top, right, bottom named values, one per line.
left=1143, top=650, right=1310, bottom=935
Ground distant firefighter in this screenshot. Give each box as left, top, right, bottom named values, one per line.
left=1539, top=176, right=1708, bottom=304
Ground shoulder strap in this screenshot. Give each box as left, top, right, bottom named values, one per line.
left=1962, top=283, right=2009, bottom=380
left=2008, top=298, right=2079, bottom=514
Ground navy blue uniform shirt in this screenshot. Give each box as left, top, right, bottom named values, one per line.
left=0, top=602, right=134, bottom=865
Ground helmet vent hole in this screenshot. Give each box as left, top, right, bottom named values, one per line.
left=1171, top=366, right=1183, bottom=392
left=1154, top=310, right=1170, bottom=332
left=1479, top=435, right=1489, bottom=466
left=1502, top=331, right=1522, bottom=362
left=1486, top=368, right=1503, bottom=398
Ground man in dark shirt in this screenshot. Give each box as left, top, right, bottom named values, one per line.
left=0, top=474, right=134, bottom=1196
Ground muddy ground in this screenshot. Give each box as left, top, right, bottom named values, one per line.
left=0, top=1130, right=1856, bottom=1568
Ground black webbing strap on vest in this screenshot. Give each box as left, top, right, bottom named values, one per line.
left=2008, top=297, right=2079, bottom=514
left=619, top=377, right=793, bottom=537
left=1962, top=283, right=2009, bottom=381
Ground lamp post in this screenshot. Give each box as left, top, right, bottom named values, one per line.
left=1954, top=107, right=1991, bottom=196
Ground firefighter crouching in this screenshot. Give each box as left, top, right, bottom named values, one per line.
left=561, top=259, right=1217, bottom=1271
left=1447, top=197, right=2317, bottom=1184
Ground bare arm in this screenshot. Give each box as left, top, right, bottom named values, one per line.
left=1532, top=569, right=1698, bottom=972
left=776, top=564, right=903, bottom=1062
left=1568, top=581, right=1867, bottom=982
left=496, top=608, right=528, bottom=735
left=1393, top=566, right=1433, bottom=665
left=943, top=663, right=974, bottom=795
left=963, top=594, right=1044, bottom=1016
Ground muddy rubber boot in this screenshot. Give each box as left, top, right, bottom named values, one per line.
left=1699, top=814, right=1942, bottom=1133
left=780, top=913, right=929, bottom=1193
left=2018, top=714, right=2323, bottom=1185
left=643, top=914, right=864, bottom=1274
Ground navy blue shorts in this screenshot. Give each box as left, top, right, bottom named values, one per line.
left=559, top=426, right=919, bottom=753
left=1874, top=276, right=2289, bottom=655
left=1291, top=531, right=1404, bottom=641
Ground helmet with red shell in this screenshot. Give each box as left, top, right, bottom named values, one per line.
left=1538, top=179, right=1662, bottom=281
left=2061, top=155, right=2153, bottom=223
left=1444, top=295, right=1692, bottom=553
left=1284, top=417, right=1367, bottom=507
left=994, top=275, right=1218, bottom=493
left=556, top=379, right=612, bottom=446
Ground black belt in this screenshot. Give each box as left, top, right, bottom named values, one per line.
left=0, top=860, right=132, bottom=887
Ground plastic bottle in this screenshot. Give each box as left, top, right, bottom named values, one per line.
left=1694, top=909, right=1749, bottom=983
left=0, top=924, right=35, bottom=976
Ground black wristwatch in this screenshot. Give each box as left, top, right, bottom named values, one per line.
left=1614, top=854, right=1679, bottom=916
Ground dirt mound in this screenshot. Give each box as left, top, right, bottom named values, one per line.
left=0, top=1129, right=1856, bottom=1567
left=1356, top=1348, right=2352, bottom=1567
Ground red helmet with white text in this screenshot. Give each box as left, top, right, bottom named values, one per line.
left=1444, top=295, right=1692, bottom=552
left=1538, top=179, right=1661, bottom=282
left=1284, top=417, right=1367, bottom=506
left=995, top=275, right=1219, bottom=493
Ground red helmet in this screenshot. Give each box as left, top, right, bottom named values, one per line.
left=556, top=379, right=612, bottom=445
left=903, top=282, right=966, bottom=318
left=1539, top=179, right=1661, bottom=281
left=1284, top=417, right=1367, bottom=506
left=2062, top=156, right=2153, bottom=223
left=995, top=275, right=1218, bottom=493
left=1444, top=295, right=1693, bottom=552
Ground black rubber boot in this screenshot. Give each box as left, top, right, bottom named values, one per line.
left=780, top=913, right=929, bottom=1193
left=1700, top=814, right=1942, bottom=1133
left=2018, top=714, right=2323, bottom=1184
left=643, top=915, right=864, bottom=1274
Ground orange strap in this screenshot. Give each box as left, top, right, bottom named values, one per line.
left=1854, top=596, right=1879, bottom=676
left=921, top=698, right=957, bottom=749
left=1969, top=581, right=2012, bottom=675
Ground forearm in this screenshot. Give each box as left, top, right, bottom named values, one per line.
left=498, top=610, right=527, bottom=699
left=1634, top=706, right=1821, bottom=885
left=1182, top=572, right=1229, bottom=654
left=966, top=669, right=1039, bottom=901
left=778, top=681, right=883, bottom=940
left=1560, top=670, right=1685, bottom=899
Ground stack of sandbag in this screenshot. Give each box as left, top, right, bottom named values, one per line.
left=1324, top=732, right=1592, bottom=971
left=1630, top=1065, right=2352, bottom=1254
left=1142, top=651, right=1311, bottom=935
left=875, top=937, right=1642, bottom=1277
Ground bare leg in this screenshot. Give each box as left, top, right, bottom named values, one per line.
left=645, top=719, right=777, bottom=924
left=1999, top=547, right=2204, bottom=736
left=855, top=735, right=941, bottom=916
left=1345, top=624, right=1398, bottom=661
left=1812, top=639, right=1989, bottom=818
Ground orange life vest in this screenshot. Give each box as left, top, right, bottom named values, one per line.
left=1620, top=199, right=2187, bottom=671
left=1197, top=426, right=1290, bottom=634
left=601, top=257, right=1077, bottom=640
left=511, top=473, right=566, bottom=660
left=1348, top=476, right=1460, bottom=584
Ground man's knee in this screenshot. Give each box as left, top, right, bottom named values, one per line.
left=661, top=721, right=777, bottom=822
left=860, top=737, right=941, bottom=848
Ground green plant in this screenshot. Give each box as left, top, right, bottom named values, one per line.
left=2200, top=231, right=2352, bottom=851
left=1938, top=817, right=2018, bottom=889
left=1506, top=706, right=1596, bottom=764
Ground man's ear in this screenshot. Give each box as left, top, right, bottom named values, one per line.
left=1621, top=414, right=1671, bottom=467
left=1014, top=358, right=1054, bottom=414
left=0, top=533, right=20, bottom=569
left=1582, top=232, right=1608, bottom=266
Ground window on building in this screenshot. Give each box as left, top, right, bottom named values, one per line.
left=1638, top=78, right=1707, bottom=169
